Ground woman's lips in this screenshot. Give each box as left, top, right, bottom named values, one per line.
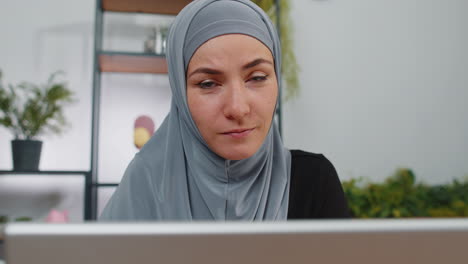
left=222, top=128, right=255, bottom=139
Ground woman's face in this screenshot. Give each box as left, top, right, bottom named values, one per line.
left=186, top=34, right=278, bottom=160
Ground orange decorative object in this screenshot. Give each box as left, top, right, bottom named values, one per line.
left=134, top=115, right=155, bottom=149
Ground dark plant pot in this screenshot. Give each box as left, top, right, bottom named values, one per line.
left=11, top=139, right=42, bottom=171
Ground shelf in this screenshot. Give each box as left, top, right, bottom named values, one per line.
left=93, top=183, right=119, bottom=187
left=99, top=51, right=168, bottom=74
left=102, top=0, right=192, bottom=15
left=0, top=170, right=89, bottom=176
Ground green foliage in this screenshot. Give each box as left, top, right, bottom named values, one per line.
left=251, top=0, right=300, bottom=100
left=13, top=216, right=33, bottom=222
left=0, top=215, right=32, bottom=223
left=0, top=70, right=76, bottom=140
left=0, top=215, right=8, bottom=223
left=342, top=169, right=468, bottom=218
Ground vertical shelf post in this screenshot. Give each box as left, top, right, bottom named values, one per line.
left=89, top=0, right=104, bottom=220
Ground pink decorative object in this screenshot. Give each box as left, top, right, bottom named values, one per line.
left=46, top=209, right=69, bottom=223
left=134, top=115, right=156, bottom=149
left=134, top=115, right=155, bottom=133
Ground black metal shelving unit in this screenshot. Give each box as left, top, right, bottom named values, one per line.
left=88, top=0, right=283, bottom=220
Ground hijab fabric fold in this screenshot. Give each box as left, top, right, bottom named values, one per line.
left=100, top=0, right=291, bottom=221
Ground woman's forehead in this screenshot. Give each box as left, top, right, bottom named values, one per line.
left=188, top=34, right=274, bottom=69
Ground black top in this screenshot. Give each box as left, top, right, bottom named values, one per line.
left=287, top=150, right=351, bottom=219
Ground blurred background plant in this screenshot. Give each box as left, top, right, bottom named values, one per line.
left=252, top=0, right=300, bottom=100
left=342, top=168, right=468, bottom=218
left=0, top=215, right=32, bottom=223
left=0, top=69, right=76, bottom=140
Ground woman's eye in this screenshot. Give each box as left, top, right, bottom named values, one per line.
left=197, top=80, right=217, bottom=89
left=250, top=75, right=268, bottom=82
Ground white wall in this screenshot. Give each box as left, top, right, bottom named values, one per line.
left=283, top=0, right=468, bottom=184
left=0, top=0, right=467, bottom=221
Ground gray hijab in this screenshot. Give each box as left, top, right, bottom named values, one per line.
left=100, top=0, right=291, bottom=221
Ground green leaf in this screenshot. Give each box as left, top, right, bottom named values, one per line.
left=0, top=70, right=76, bottom=139
left=342, top=169, right=468, bottom=218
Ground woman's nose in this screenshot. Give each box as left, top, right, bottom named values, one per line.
left=223, top=82, right=251, bottom=120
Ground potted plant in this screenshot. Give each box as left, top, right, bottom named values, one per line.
left=0, top=69, right=75, bottom=171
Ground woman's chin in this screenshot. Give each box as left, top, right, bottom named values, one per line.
left=209, top=134, right=266, bottom=161
left=217, top=149, right=256, bottom=161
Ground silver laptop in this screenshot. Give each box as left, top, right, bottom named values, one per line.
left=4, top=219, right=468, bottom=264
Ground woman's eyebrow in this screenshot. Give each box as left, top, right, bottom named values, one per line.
left=188, top=68, right=222, bottom=78
left=188, top=58, right=272, bottom=78
left=242, top=58, right=273, bottom=70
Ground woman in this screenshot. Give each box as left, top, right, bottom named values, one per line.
left=100, top=0, right=350, bottom=221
